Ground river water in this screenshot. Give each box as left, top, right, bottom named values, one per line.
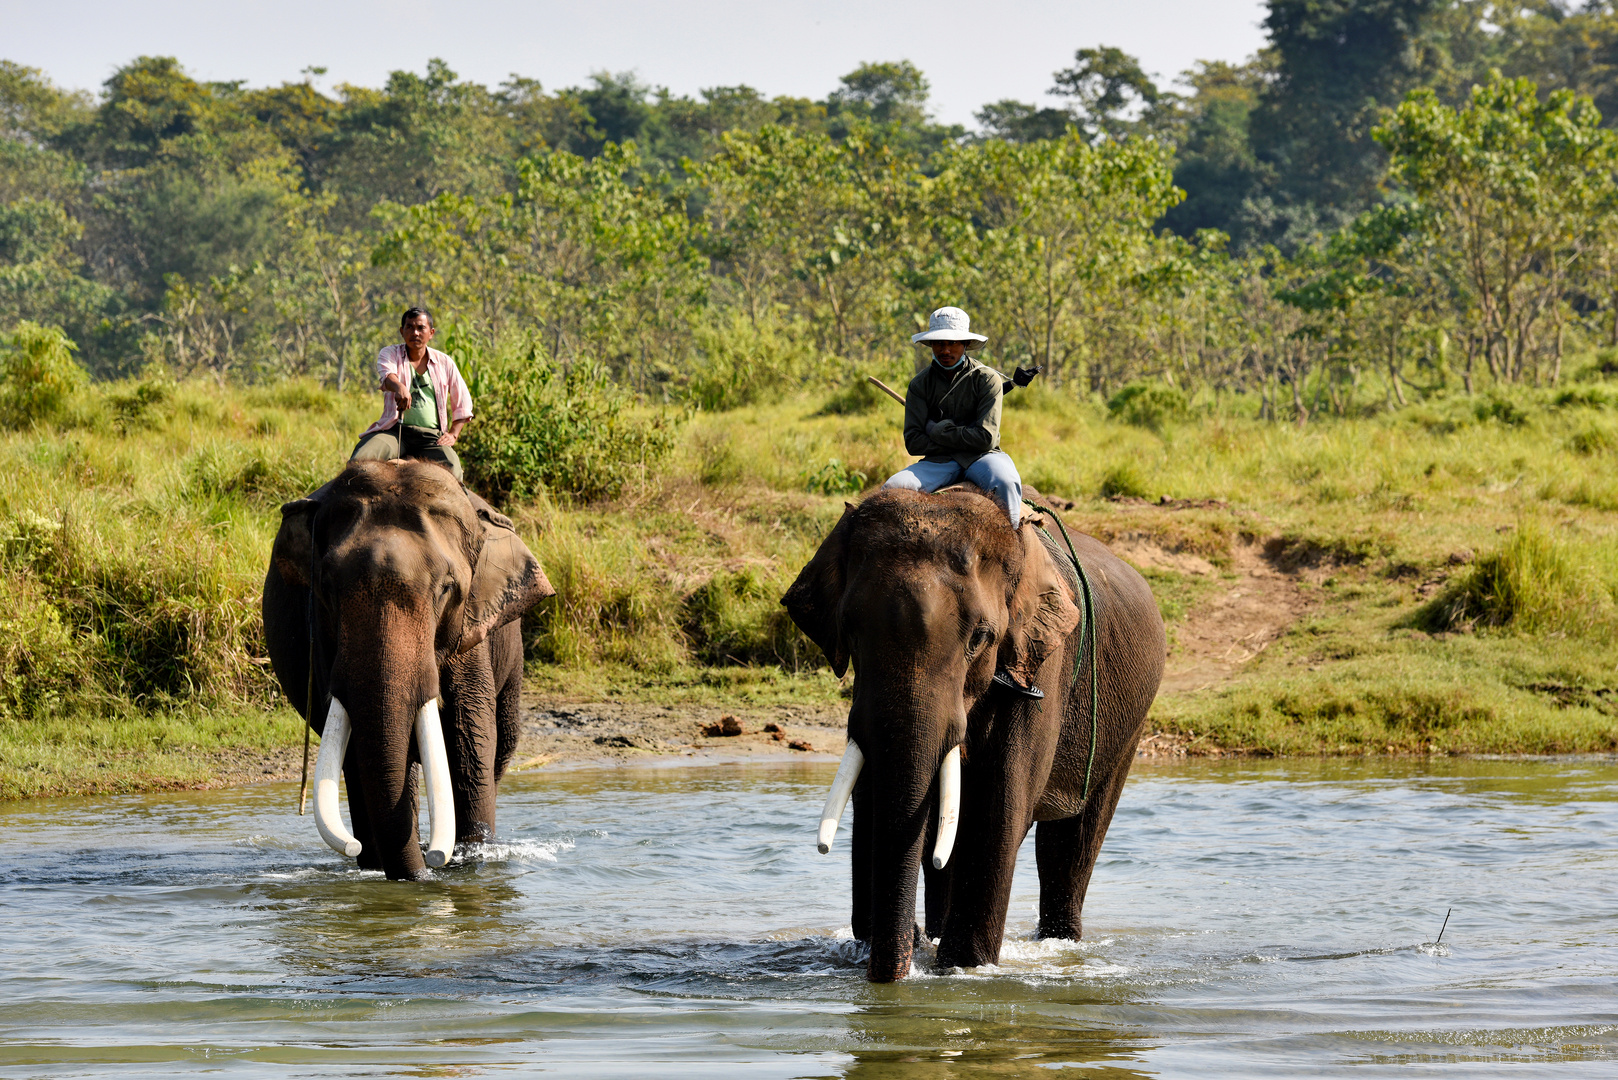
left=0, top=757, right=1615, bottom=1077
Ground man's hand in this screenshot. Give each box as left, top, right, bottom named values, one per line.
left=436, top=431, right=457, bottom=447
left=1012, top=365, right=1042, bottom=388
left=381, top=372, right=411, bottom=411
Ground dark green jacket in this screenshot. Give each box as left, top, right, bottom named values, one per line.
left=903, top=357, right=1004, bottom=468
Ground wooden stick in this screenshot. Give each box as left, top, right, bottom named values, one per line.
left=866, top=376, right=906, bottom=406
left=1435, top=907, right=1452, bottom=946
left=509, top=753, right=552, bottom=773
left=297, top=721, right=311, bottom=816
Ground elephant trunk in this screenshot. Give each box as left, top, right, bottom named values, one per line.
left=325, top=595, right=443, bottom=880
left=865, top=759, right=933, bottom=982
left=852, top=680, right=967, bottom=982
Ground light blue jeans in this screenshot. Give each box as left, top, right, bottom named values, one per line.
left=882, top=450, right=1023, bottom=527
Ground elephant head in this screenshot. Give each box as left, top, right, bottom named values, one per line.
left=269, top=460, right=553, bottom=880
left=783, top=488, right=1079, bottom=980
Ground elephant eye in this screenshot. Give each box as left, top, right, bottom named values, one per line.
left=967, top=625, right=994, bottom=656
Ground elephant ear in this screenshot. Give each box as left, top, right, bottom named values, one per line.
left=456, top=501, right=555, bottom=656
left=270, top=484, right=332, bottom=586
left=1000, top=524, right=1082, bottom=689
left=782, top=504, right=856, bottom=677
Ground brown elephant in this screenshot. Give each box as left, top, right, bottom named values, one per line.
left=784, top=487, right=1165, bottom=981
left=263, top=459, right=553, bottom=881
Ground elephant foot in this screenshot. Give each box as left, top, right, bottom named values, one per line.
left=936, top=936, right=1000, bottom=971
left=1035, top=917, right=1082, bottom=942
left=456, top=821, right=493, bottom=848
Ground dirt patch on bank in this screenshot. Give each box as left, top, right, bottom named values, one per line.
left=509, top=700, right=847, bottom=769
left=200, top=744, right=309, bottom=788
left=1154, top=538, right=1317, bottom=696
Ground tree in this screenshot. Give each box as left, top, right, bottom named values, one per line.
left=1377, top=74, right=1618, bottom=385
left=935, top=132, right=1183, bottom=391
left=973, top=100, right=1074, bottom=143
left=1161, top=60, right=1270, bottom=238
left=1051, top=46, right=1169, bottom=141
left=1250, top=0, right=1447, bottom=218
left=825, top=61, right=962, bottom=157
left=692, top=123, right=928, bottom=362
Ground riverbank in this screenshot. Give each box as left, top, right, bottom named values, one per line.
left=5, top=373, right=1618, bottom=798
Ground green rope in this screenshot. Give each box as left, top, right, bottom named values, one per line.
left=1023, top=498, right=1100, bottom=806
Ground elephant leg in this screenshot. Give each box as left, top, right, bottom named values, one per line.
left=490, top=623, right=523, bottom=783
left=1034, top=741, right=1137, bottom=940
left=442, top=649, right=499, bottom=845
left=850, top=774, right=873, bottom=943
left=935, top=764, right=1033, bottom=970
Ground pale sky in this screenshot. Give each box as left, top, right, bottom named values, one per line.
left=2, top=0, right=1269, bottom=129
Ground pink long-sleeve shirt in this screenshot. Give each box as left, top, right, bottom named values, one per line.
left=361, top=344, right=474, bottom=438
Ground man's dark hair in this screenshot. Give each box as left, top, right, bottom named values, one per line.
left=400, top=306, right=434, bottom=329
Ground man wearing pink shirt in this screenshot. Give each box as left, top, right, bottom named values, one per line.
left=350, top=307, right=474, bottom=481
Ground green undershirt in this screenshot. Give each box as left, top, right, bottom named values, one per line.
left=400, top=367, right=438, bottom=430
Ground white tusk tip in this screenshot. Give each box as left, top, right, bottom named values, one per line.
left=344, top=840, right=362, bottom=857
left=931, top=854, right=947, bottom=871
left=817, top=841, right=830, bottom=855
left=424, top=849, right=449, bottom=868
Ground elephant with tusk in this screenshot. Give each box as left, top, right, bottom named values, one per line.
left=263, top=459, right=554, bottom=880
left=785, top=487, right=1165, bottom=982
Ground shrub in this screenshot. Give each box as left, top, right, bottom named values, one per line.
left=805, top=458, right=869, bottom=496
left=1107, top=381, right=1188, bottom=432
left=1553, top=386, right=1618, bottom=410
left=1567, top=425, right=1618, bottom=455
left=1099, top=461, right=1152, bottom=499
left=189, top=444, right=331, bottom=506
left=459, top=343, right=680, bottom=505
left=0, top=321, right=87, bottom=426
left=1474, top=394, right=1530, bottom=426
left=817, top=377, right=892, bottom=416
left=104, top=376, right=172, bottom=432
left=684, top=568, right=811, bottom=667
left=1417, top=521, right=1610, bottom=634
left=678, top=312, right=817, bottom=411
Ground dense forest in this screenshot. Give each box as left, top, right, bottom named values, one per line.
left=9, top=0, right=1618, bottom=415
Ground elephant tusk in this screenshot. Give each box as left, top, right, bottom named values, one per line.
left=817, top=740, right=865, bottom=854
left=416, top=698, right=457, bottom=869
left=313, top=698, right=362, bottom=858
left=931, top=746, right=961, bottom=871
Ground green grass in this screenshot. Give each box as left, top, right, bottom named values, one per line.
left=7, top=370, right=1618, bottom=795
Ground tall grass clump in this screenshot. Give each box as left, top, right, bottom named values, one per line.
left=678, top=312, right=817, bottom=411
left=684, top=567, right=810, bottom=667
left=0, top=322, right=86, bottom=426
left=1417, top=521, right=1614, bottom=634
left=1107, top=380, right=1189, bottom=433
left=459, top=341, right=680, bottom=506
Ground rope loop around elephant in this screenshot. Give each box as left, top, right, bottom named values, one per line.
left=1023, top=498, right=1100, bottom=807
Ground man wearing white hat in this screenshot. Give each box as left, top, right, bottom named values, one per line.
left=882, top=306, right=1023, bottom=527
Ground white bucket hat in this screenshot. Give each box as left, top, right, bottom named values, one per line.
left=911, top=306, right=987, bottom=344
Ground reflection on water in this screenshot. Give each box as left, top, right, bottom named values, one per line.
left=1, top=756, right=1616, bottom=1076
